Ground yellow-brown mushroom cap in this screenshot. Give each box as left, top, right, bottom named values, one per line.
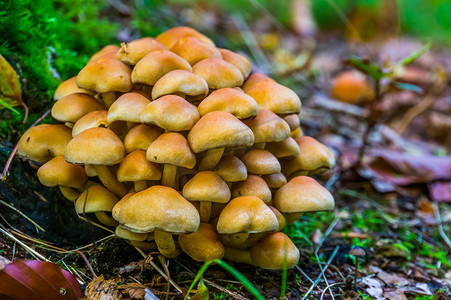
left=242, top=73, right=275, bottom=92
left=217, top=196, right=278, bottom=234
left=88, top=45, right=120, bottom=64
left=37, top=156, right=88, bottom=189
left=51, top=93, right=106, bottom=124
left=197, top=88, right=259, bottom=119
left=156, top=26, right=214, bottom=49
left=75, top=185, right=119, bottom=214
left=151, top=70, right=208, bottom=101
left=246, top=81, right=301, bottom=114
left=330, top=70, right=373, bottom=104
left=265, top=137, right=300, bottom=160
left=268, top=206, right=286, bottom=231
left=188, top=111, right=254, bottom=153
left=17, top=124, right=72, bottom=163
left=65, top=127, right=125, bottom=166
left=243, top=108, right=290, bottom=143
left=283, top=114, right=301, bottom=132
left=72, top=111, right=108, bottom=137
left=214, top=155, right=247, bottom=182
left=250, top=232, right=300, bottom=269
left=178, top=223, right=225, bottom=262
left=117, top=185, right=200, bottom=233
left=140, top=95, right=200, bottom=131
left=107, top=92, right=150, bottom=124
left=77, top=58, right=132, bottom=93
left=193, top=58, right=244, bottom=89
left=147, top=132, right=196, bottom=169
left=112, top=191, right=136, bottom=221
left=117, top=150, right=162, bottom=182
left=273, top=176, right=335, bottom=213
left=170, top=36, right=222, bottom=66
left=262, top=173, right=287, bottom=189
left=182, top=171, right=231, bottom=204
left=115, top=226, right=148, bottom=241
left=123, top=124, right=163, bottom=153
left=116, top=37, right=167, bottom=66
left=53, top=77, right=95, bottom=100
left=240, top=150, right=281, bottom=175
left=131, top=50, right=192, bottom=86
left=219, top=49, right=251, bottom=79
left=232, top=175, right=271, bottom=203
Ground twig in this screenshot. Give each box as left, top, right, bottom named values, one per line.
left=432, top=202, right=451, bottom=250
left=1, top=109, right=51, bottom=180
left=296, top=265, right=314, bottom=284
left=21, top=102, right=29, bottom=124
left=134, top=246, right=183, bottom=295
left=0, top=198, right=45, bottom=232
left=0, top=227, right=48, bottom=261
left=320, top=282, right=345, bottom=300
left=74, top=250, right=97, bottom=278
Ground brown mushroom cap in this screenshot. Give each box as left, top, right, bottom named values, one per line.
left=217, top=196, right=278, bottom=234
left=37, top=156, right=88, bottom=189
left=131, top=50, right=192, bottom=86
left=74, top=185, right=119, bottom=214
left=140, top=95, right=200, bottom=131
left=188, top=111, right=254, bottom=153
left=156, top=26, right=214, bottom=49
left=123, top=124, right=163, bottom=153
left=219, top=49, right=251, bottom=79
left=268, top=206, right=286, bottom=231
left=107, top=92, right=151, bottom=124
left=115, top=226, right=148, bottom=241
left=71, top=111, right=108, bottom=137
left=214, top=155, right=247, bottom=182
left=116, top=37, right=167, bottom=66
left=151, top=70, right=208, bottom=101
left=243, top=108, right=290, bottom=143
left=117, top=150, right=162, bottom=182
left=273, top=176, right=335, bottom=213
left=112, top=191, right=136, bottom=221
left=232, top=175, right=271, bottom=203
left=117, top=185, right=200, bottom=234
left=283, top=114, right=301, bottom=132
left=240, top=150, right=281, bottom=175
left=250, top=232, right=300, bottom=269
left=197, top=88, right=259, bottom=119
left=88, top=45, right=120, bottom=64
left=245, top=81, right=301, bottom=114
left=147, top=132, right=196, bottom=169
left=182, top=171, right=231, bottom=204
left=265, top=137, right=300, bottom=160
left=262, top=173, right=287, bottom=189
left=77, top=58, right=132, bottom=93
left=178, top=223, right=225, bottom=262
left=51, top=93, right=106, bottom=124
left=17, top=124, right=72, bottom=163
left=170, top=36, right=222, bottom=65
left=193, top=58, right=244, bottom=89
left=53, top=77, right=95, bottom=100
left=331, top=70, right=373, bottom=104
left=242, top=73, right=275, bottom=92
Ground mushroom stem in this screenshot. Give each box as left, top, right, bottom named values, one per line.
left=101, top=91, right=116, bottom=108
left=224, top=247, right=255, bottom=265
left=199, top=148, right=225, bottom=171
left=95, top=211, right=118, bottom=226
left=285, top=212, right=304, bottom=224
left=64, top=122, right=74, bottom=128
left=94, top=165, right=128, bottom=197
left=162, top=164, right=178, bottom=190
left=154, top=229, right=180, bottom=258
left=59, top=186, right=80, bottom=202
left=199, top=202, right=212, bottom=222
left=134, top=181, right=147, bottom=192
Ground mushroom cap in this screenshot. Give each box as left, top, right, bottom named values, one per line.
left=262, top=173, right=287, bottom=189
left=188, top=111, right=254, bottom=153
left=220, top=232, right=267, bottom=249
left=37, top=156, right=88, bottom=189
left=214, top=155, right=247, bottom=182
left=53, top=77, right=95, bottom=100
left=116, top=37, right=167, bottom=66
left=243, top=108, right=290, bottom=143
left=147, top=132, right=196, bottom=169
left=17, top=124, right=72, bottom=163
left=217, top=196, right=278, bottom=234
left=123, top=124, right=163, bottom=153
left=117, top=150, right=162, bottom=182
left=151, top=70, right=208, bottom=100
left=140, top=95, right=200, bottom=131
left=75, top=185, right=119, bottom=214
left=232, top=175, right=271, bottom=203
left=178, top=223, right=225, bottom=262
left=182, top=171, right=231, bottom=203
left=117, top=185, right=200, bottom=234
left=156, top=26, right=214, bottom=49
left=65, top=127, right=125, bottom=166
left=131, top=50, right=192, bottom=86
left=88, top=45, right=120, bottom=64
left=72, top=110, right=108, bottom=137
left=193, top=58, right=244, bottom=89
left=219, top=49, right=251, bottom=79
left=268, top=206, right=286, bottom=231
left=245, top=81, right=301, bottom=114
left=107, top=92, right=151, bottom=124
left=242, top=73, right=275, bottom=92
left=197, top=88, right=259, bottom=119
left=77, top=58, right=132, bottom=93
left=250, top=232, right=300, bottom=270
left=283, top=114, right=301, bottom=132
left=265, top=137, right=300, bottom=160
left=240, top=150, right=281, bottom=175
left=170, top=36, right=222, bottom=65
left=52, top=93, right=106, bottom=124
left=331, top=70, right=373, bottom=104
left=112, top=191, right=136, bottom=221
left=273, top=176, right=335, bottom=213
left=115, top=226, right=148, bottom=241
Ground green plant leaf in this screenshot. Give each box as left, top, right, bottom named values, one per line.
left=396, top=42, right=432, bottom=66
left=191, top=280, right=209, bottom=300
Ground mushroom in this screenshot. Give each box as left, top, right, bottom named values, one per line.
left=53, top=77, right=95, bottom=100
left=116, top=37, right=167, bottom=66
left=51, top=93, right=106, bottom=127
left=330, top=70, right=373, bottom=104
left=219, top=49, right=251, bottom=79
left=75, top=185, right=119, bottom=226
left=232, top=175, right=271, bottom=204
left=107, top=92, right=151, bottom=129
left=151, top=70, right=208, bottom=101
left=156, top=26, right=214, bottom=49
left=115, top=225, right=148, bottom=242
left=178, top=223, right=225, bottom=262
left=193, top=58, right=244, bottom=89
left=242, top=73, right=275, bottom=92
left=123, top=124, right=163, bottom=153
left=223, top=247, right=255, bottom=265
left=214, top=155, right=248, bottom=188
left=262, top=173, right=287, bottom=194
left=265, top=137, right=300, bottom=160
left=250, top=232, right=300, bottom=269
left=170, top=36, right=222, bottom=65
left=87, top=45, right=120, bottom=64
left=240, top=149, right=281, bottom=175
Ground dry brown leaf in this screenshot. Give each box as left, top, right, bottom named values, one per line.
left=0, top=54, right=22, bottom=111
left=84, top=275, right=121, bottom=300
left=0, top=255, right=11, bottom=271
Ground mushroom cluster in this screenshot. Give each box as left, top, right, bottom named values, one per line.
left=17, top=26, right=336, bottom=269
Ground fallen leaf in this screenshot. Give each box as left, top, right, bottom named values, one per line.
left=84, top=275, right=121, bottom=300
left=383, top=290, right=407, bottom=300
left=399, top=282, right=432, bottom=296
left=0, top=54, right=22, bottom=114
left=428, top=181, right=451, bottom=202
left=361, top=276, right=384, bottom=300
left=369, top=266, right=410, bottom=286
left=0, top=255, right=11, bottom=271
